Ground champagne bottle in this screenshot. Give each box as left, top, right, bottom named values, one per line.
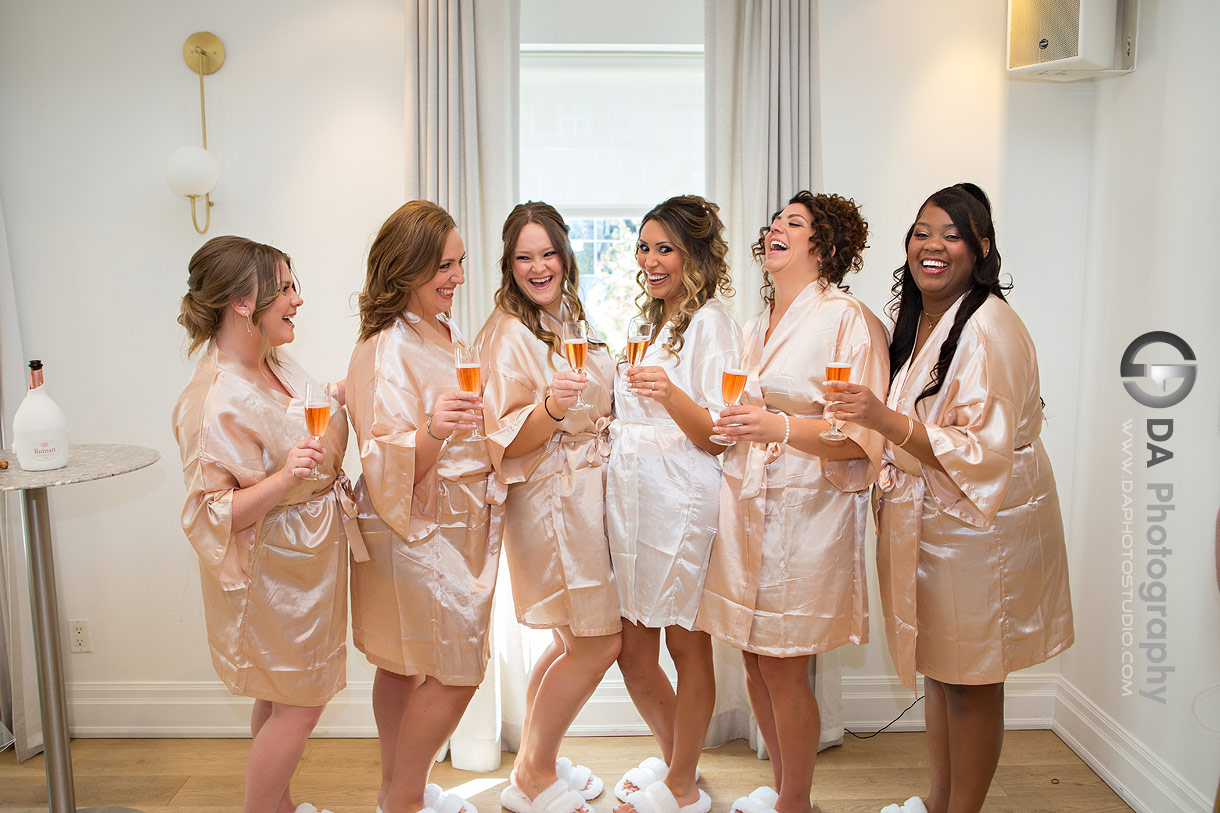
left=12, top=359, right=70, bottom=471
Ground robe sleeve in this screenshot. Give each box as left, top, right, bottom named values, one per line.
left=685, top=306, right=741, bottom=421
left=355, top=333, right=440, bottom=543
left=823, top=303, right=888, bottom=493
left=480, top=317, right=555, bottom=484
left=176, top=387, right=267, bottom=591
left=920, top=330, right=1027, bottom=528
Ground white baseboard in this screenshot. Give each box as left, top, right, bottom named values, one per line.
left=65, top=673, right=1059, bottom=738
left=1053, top=677, right=1212, bottom=813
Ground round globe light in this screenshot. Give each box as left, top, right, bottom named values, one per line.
left=165, top=145, right=219, bottom=198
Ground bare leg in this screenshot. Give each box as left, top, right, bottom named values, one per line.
left=742, top=651, right=782, bottom=791
left=922, top=677, right=951, bottom=813
left=383, top=677, right=478, bottom=813
left=250, top=700, right=294, bottom=812
left=662, top=627, right=714, bottom=804
left=520, top=631, right=563, bottom=762
left=616, top=620, right=676, bottom=762
left=243, top=702, right=325, bottom=813
left=942, top=681, right=1004, bottom=813
left=757, top=654, right=818, bottom=813
left=513, top=627, right=621, bottom=800
left=373, top=668, right=424, bottom=810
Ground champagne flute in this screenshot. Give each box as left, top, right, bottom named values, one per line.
left=454, top=346, right=486, bottom=441
left=821, top=345, right=851, bottom=442
left=710, top=352, right=748, bottom=446
left=303, top=381, right=332, bottom=480
left=563, top=320, right=593, bottom=412
left=620, top=316, right=654, bottom=396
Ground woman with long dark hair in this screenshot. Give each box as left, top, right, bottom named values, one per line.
left=832, top=183, right=1074, bottom=813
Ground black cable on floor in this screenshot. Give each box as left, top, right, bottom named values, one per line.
left=844, top=694, right=924, bottom=739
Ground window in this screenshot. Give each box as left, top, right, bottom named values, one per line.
left=520, top=47, right=704, bottom=345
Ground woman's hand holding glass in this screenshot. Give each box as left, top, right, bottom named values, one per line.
left=283, top=437, right=325, bottom=481
left=429, top=390, right=483, bottom=440
left=547, top=369, right=587, bottom=414
left=826, top=380, right=890, bottom=433
left=627, top=366, right=675, bottom=404
left=711, top=404, right=787, bottom=445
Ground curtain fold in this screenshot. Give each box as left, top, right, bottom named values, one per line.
left=404, top=0, right=521, bottom=770
left=405, top=0, right=520, bottom=337
left=0, top=193, right=42, bottom=761
left=705, top=0, right=842, bottom=753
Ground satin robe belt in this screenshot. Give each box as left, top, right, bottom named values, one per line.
left=333, top=474, right=370, bottom=563
left=437, top=468, right=508, bottom=515
left=550, top=416, right=614, bottom=478
left=739, top=411, right=818, bottom=500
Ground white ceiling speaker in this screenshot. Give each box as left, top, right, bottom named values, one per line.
left=1007, top=0, right=1138, bottom=81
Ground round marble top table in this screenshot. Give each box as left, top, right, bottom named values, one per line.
left=1, top=444, right=159, bottom=812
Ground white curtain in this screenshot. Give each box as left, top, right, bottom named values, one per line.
left=404, top=0, right=520, bottom=336
left=0, top=195, right=42, bottom=760
left=704, top=0, right=843, bottom=753
left=706, top=0, right=821, bottom=324
left=403, top=0, right=522, bottom=770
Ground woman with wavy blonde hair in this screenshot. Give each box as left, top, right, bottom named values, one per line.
left=605, top=195, right=742, bottom=813
left=476, top=201, right=620, bottom=813
left=173, top=236, right=358, bottom=813
left=346, top=200, right=502, bottom=813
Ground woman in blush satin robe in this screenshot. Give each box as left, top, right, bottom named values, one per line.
left=477, top=202, right=618, bottom=813
left=697, top=192, right=888, bottom=813
left=346, top=201, right=502, bottom=813
left=173, top=236, right=362, bottom=813
left=833, top=184, right=1072, bottom=813
left=605, top=195, right=741, bottom=813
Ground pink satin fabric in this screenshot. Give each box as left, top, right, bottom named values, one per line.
left=875, top=294, right=1074, bottom=689
left=697, top=282, right=889, bottom=656
left=173, top=345, right=353, bottom=706
left=477, top=308, right=620, bottom=636
left=346, top=313, right=504, bottom=686
left=607, top=299, right=743, bottom=630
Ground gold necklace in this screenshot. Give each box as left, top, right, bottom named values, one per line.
left=922, top=306, right=949, bottom=330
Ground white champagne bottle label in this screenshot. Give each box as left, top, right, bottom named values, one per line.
left=12, top=361, right=70, bottom=471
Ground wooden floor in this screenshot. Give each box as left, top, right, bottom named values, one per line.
left=0, top=731, right=1133, bottom=813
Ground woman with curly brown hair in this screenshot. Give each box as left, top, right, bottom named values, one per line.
left=696, top=192, right=889, bottom=813
left=604, top=195, right=742, bottom=813
left=476, top=201, right=619, bottom=813
left=346, top=200, right=502, bottom=813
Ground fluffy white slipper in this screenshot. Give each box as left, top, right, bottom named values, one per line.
left=502, top=778, right=589, bottom=813
left=730, top=787, right=778, bottom=813
left=624, top=781, right=712, bottom=813
left=879, top=805, right=902, bottom=813
left=901, top=797, right=928, bottom=813
left=295, top=805, right=335, bottom=813
left=614, top=757, right=669, bottom=802
left=556, top=756, right=604, bottom=800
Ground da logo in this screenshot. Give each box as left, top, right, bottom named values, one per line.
left=1120, top=331, right=1196, bottom=408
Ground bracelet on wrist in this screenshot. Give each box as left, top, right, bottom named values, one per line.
left=779, top=412, right=791, bottom=446
left=425, top=415, right=445, bottom=441
left=543, top=395, right=564, bottom=421
left=896, top=415, right=915, bottom=447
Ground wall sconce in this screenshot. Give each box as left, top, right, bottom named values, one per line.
left=166, top=32, right=225, bottom=234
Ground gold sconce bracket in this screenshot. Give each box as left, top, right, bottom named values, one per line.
left=183, top=32, right=225, bottom=75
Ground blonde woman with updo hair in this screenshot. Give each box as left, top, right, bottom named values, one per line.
left=476, top=201, right=619, bottom=813
left=604, top=194, right=741, bottom=813
left=173, top=235, right=362, bottom=813
left=346, top=200, right=502, bottom=813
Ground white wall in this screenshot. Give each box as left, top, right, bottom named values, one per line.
left=818, top=0, right=1092, bottom=722
left=0, top=0, right=404, bottom=731
left=3, top=3, right=1217, bottom=809
left=1053, top=2, right=1220, bottom=811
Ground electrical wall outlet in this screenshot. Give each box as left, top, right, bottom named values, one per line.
left=68, top=618, right=92, bottom=653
